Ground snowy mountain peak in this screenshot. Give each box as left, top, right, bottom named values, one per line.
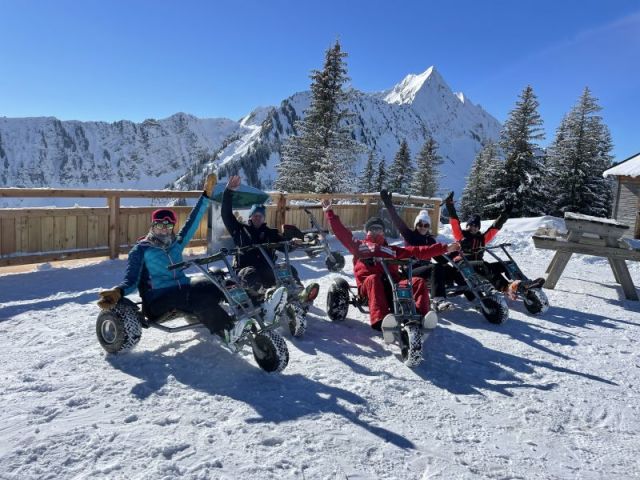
left=383, top=66, right=451, bottom=105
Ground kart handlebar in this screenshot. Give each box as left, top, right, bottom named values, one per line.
left=167, top=249, right=231, bottom=271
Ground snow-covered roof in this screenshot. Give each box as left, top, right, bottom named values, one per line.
left=603, top=152, right=640, bottom=177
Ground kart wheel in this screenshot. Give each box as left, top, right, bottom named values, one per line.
left=327, top=277, right=350, bottom=321
left=96, top=300, right=142, bottom=353
left=480, top=295, right=509, bottom=324
left=523, top=288, right=549, bottom=315
left=325, top=252, right=345, bottom=272
left=286, top=306, right=307, bottom=337
left=252, top=330, right=289, bottom=373
left=400, top=324, right=423, bottom=368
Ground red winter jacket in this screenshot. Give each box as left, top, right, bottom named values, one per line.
left=325, top=209, right=448, bottom=287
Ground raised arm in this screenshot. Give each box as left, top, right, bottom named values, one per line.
left=323, top=200, right=361, bottom=257
left=221, top=175, right=243, bottom=236
left=444, top=191, right=463, bottom=241
left=380, top=189, right=414, bottom=239
left=484, top=200, right=512, bottom=244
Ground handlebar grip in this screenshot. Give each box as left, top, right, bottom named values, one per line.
left=168, top=261, right=187, bottom=271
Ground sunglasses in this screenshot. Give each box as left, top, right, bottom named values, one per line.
left=416, top=222, right=430, bottom=228
left=153, top=221, right=175, bottom=229
left=368, top=225, right=384, bottom=233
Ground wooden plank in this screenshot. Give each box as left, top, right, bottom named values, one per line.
left=532, top=235, right=640, bottom=261
left=0, top=188, right=203, bottom=198
left=108, top=196, right=120, bottom=259
left=1, top=218, right=16, bottom=255
left=608, top=257, right=622, bottom=284
left=127, top=214, right=138, bottom=245
left=545, top=251, right=563, bottom=274
left=545, top=252, right=573, bottom=289
left=52, top=216, right=66, bottom=251
left=40, top=216, right=54, bottom=252
left=76, top=216, right=88, bottom=249
left=16, top=216, right=29, bottom=252
left=64, top=216, right=77, bottom=249
left=0, top=207, right=109, bottom=218
left=27, top=217, right=42, bottom=252
left=608, top=257, right=639, bottom=300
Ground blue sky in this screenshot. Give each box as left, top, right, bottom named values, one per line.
left=1, top=0, right=638, bottom=161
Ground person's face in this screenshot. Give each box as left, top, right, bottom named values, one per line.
left=415, top=221, right=430, bottom=235
left=367, top=225, right=385, bottom=240
left=250, top=212, right=265, bottom=228
left=468, top=224, right=480, bottom=234
left=152, top=220, right=175, bottom=235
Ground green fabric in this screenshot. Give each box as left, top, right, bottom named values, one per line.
left=210, top=183, right=269, bottom=208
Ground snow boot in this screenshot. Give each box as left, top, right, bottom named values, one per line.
left=225, top=317, right=256, bottom=350
left=381, top=314, right=399, bottom=344
left=298, top=282, right=320, bottom=304
left=422, top=310, right=438, bottom=330
left=431, top=296, right=454, bottom=312
left=262, top=287, right=288, bottom=325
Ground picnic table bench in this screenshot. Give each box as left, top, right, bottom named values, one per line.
left=532, top=212, right=640, bottom=300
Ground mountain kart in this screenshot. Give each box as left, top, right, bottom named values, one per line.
left=282, top=207, right=345, bottom=272
left=95, top=249, right=290, bottom=373
left=326, top=257, right=438, bottom=368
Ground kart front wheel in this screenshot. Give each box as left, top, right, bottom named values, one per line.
left=523, top=288, right=549, bottom=315
left=96, top=301, right=142, bottom=353
left=400, top=324, right=423, bottom=368
left=251, top=330, right=289, bottom=373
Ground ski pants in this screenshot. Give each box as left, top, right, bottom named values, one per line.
left=413, top=262, right=459, bottom=298
left=142, top=276, right=233, bottom=336
left=475, top=261, right=511, bottom=291
left=358, top=274, right=430, bottom=329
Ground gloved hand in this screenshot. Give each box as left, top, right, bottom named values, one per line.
left=444, top=191, right=454, bottom=205
left=226, top=175, right=241, bottom=191
left=380, top=189, right=392, bottom=205
left=503, top=199, right=514, bottom=213
left=98, top=288, right=122, bottom=310
left=203, top=173, right=217, bottom=197
left=321, top=199, right=333, bottom=212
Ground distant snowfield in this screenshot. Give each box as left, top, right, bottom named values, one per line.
left=1, top=217, right=639, bottom=479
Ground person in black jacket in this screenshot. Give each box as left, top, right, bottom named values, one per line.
left=221, top=175, right=319, bottom=303
left=380, top=189, right=458, bottom=312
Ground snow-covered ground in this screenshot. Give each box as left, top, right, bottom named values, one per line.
left=1, top=217, right=639, bottom=479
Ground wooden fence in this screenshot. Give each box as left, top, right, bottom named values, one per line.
left=0, top=188, right=441, bottom=267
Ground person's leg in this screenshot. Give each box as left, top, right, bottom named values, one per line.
left=483, top=262, right=509, bottom=292
left=359, top=275, right=390, bottom=330
left=406, top=277, right=430, bottom=314
left=184, top=276, right=234, bottom=336
left=142, top=287, right=189, bottom=320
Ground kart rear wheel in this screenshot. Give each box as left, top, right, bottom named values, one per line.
left=327, top=277, right=350, bottom=321
left=524, top=288, right=549, bottom=315
left=252, top=330, right=289, bottom=373
left=96, top=301, right=142, bottom=353
left=400, top=324, right=423, bottom=368
left=480, top=295, right=509, bottom=324
left=325, top=252, right=345, bottom=272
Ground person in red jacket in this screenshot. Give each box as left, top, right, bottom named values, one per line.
left=322, top=199, right=460, bottom=330
left=444, top=191, right=542, bottom=298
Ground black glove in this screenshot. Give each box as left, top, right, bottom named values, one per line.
left=380, top=189, right=392, bottom=206
left=444, top=191, right=454, bottom=205
left=503, top=199, right=514, bottom=214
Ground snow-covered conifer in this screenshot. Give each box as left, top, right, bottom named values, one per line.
left=387, top=140, right=413, bottom=195
left=410, top=137, right=443, bottom=197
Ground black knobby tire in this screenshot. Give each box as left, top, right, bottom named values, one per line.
left=400, top=324, right=423, bottom=368
left=480, top=295, right=509, bottom=324
left=287, top=306, right=307, bottom=337
left=523, top=288, right=549, bottom=315
left=96, top=300, right=143, bottom=353
left=325, top=252, right=345, bottom=272
left=326, top=277, right=350, bottom=321
left=252, top=330, right=289, bottom=373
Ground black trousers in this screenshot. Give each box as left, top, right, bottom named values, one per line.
left=412, top=262, right=459, bottom=298
left=143, top=276, right=233, bottom=336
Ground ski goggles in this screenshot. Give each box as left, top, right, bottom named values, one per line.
left=152, top=220, right=175, bottom=229
left=367, top=225, right=384, bottom=233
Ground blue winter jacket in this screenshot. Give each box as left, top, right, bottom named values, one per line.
left=117, top=194, right=211, bottom=300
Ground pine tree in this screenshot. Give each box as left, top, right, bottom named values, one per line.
left=275, top=41, right=361, bottom=193
left=387, top=140, right=413, bottom=194
left=357, top=151, right=376, bottom=192
left=374, top=156, right=387, bottom=192
left=410, top=137, right=443, bottom=197
left=490, top=85, right=548, bottom=217
left=545, top=87, right=614, bottom=217
left=460, top=142, right=501, bottom=219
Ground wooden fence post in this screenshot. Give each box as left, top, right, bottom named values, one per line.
left=275, top=193, right=287, bottom=231
left=108, top=195, right=120, bottom=259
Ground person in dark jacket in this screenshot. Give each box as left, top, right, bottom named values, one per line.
left=97, top=174, right=287, bottom=344
left=380, top=189, right=457, bottom=312
left=444, top=191, right=540, bottom=297
left=222, top=175, right=319, bottom=304
left=323, top=199, right=460, bottom=330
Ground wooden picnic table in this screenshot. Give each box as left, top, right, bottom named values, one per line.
left=532, top=212, right=640, bottom=301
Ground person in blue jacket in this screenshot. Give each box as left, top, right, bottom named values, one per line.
left=97, top=174, right=286, bottom=342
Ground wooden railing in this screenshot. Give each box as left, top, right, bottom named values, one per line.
left=0, top=188, right=441, bottom=267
